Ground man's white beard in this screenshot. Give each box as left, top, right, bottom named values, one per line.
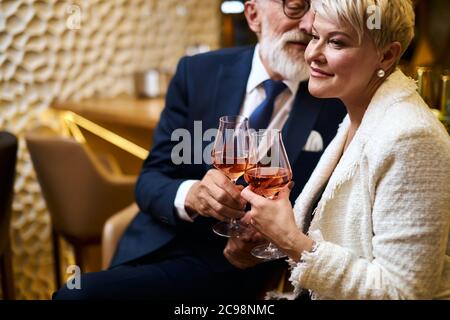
left=259, top=21, right=310, bottom=83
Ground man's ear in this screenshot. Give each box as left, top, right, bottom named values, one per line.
left=379, top=41, right=402, bottom=72
left=244, top=0, right=262, bottom=35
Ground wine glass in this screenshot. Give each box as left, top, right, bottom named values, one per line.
left=441, top=74, right=450, bottom=120
left=440, top=74, right=450, bottom=132
left=211, top=115, right=250, bottom=238
left=244, top=129, right=293, bottom=260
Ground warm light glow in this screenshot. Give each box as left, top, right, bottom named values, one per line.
left=221, top=1, right=244, bottom=14
left=62, top=111, right=148, bottom=160
left=64, top=113, right=86, bottom=144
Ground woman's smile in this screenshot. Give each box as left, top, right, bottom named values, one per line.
left=309, top=66, right=334, bottom=78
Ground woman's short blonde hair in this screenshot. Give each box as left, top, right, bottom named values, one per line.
left=311, top=0, right=415, bottom=59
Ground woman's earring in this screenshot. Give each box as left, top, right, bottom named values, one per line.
left=377, top=69, right=385, bottom=78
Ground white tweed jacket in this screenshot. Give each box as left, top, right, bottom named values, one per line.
left=289, top=70, right=450, bottom=300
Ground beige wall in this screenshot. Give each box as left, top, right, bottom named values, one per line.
left=0, top=0, right=220, bottom=299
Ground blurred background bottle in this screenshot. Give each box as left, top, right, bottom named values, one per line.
left=440, top=73, right=450, bottom=130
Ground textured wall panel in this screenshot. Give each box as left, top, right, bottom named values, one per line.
left=0, top=0, right=220, bottom=299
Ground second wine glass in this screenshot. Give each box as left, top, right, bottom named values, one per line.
left=211, top=115, right=250, bottom=238
left=244, top=129, right=293, bottom=260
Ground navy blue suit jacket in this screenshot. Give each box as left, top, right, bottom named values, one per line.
left=112, top=46, right=346, bottom=268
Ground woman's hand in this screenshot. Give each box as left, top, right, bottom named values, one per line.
left=223, top=215, right=266, bottom=269
left=240, top=183, right=314, bottom=262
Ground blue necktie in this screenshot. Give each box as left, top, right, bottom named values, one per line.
left=249, top=79, right=287, bottom=131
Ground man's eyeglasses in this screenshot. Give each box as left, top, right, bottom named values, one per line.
left=282, top=0, right=311, bottom=20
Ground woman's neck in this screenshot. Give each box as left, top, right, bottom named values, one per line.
left=341, top=76, right=386, bottom=151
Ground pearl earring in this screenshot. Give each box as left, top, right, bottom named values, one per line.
left=377, top=69, right=385, bottom=78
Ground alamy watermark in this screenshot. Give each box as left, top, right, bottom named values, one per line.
left=171, top=122, right=217, bottom=166
left=170, top=121, right=282, bottom=166
left=367, top=5, right=382, bottom=30
left=66, top=265, right=81, bottom=290
left=66, top=4, right=82, bottom=30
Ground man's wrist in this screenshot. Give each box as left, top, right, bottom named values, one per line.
left=185, top=206, right=199, bottom=220
left=174, top=180, right=200, bottom=222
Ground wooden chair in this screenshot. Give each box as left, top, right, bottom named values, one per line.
left=25, top=126, right=136, bottom=288
left=101, top=203, right=138, bottom=270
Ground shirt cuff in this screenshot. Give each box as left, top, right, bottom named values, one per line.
left=174, top=180, right=200, bottom=222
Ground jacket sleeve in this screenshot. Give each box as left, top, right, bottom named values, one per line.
left=134, top=56, right=191, bottom=227
left=289, top=130, right=450, bottom=300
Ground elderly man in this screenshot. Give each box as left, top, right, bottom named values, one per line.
left=54, top=0, right=346, bottom=300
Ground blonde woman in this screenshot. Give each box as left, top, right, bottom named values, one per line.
left=241, top=0, right=450, bottom=299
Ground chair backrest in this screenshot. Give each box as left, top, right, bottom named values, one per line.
left=0, top=132, right=18, bottom=255
left=25, top=127, right=135, bottom=244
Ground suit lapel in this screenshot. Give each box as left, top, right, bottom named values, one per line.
left=212, top=48, right=254, bottom=124
left=282, top=81, right=322, bottom=166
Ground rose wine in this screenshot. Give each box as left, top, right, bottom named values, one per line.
left=244, top=167, right=292, bottom=198
left=212, top=152, right=249, bottom=181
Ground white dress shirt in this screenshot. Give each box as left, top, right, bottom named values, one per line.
left=175, top=45, right=300, bottom=221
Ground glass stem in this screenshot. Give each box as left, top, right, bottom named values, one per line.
left=230, top=178, right=239, bottom=228
left=266, top=242, right=277, bottom=252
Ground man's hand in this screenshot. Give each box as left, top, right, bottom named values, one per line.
left=185, top=169, right=246, bottom=221
left=223, top=213, right=266, bottom=269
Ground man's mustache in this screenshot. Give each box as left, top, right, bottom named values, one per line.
left=282, top=31, right=312, bottom=44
